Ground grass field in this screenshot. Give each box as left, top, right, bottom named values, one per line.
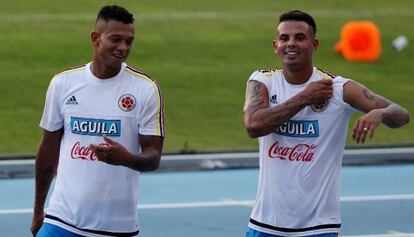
left=0, top=0, right=413, bottom=154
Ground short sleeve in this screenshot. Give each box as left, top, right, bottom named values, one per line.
left=39, top=76, right=64, bottom=131
left=248, top=70, right=268, bottom=83
left=333, top=76, right=358, bottom=114
left=138, top=82, right=165, bottom=137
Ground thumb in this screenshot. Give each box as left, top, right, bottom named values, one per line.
left=103, top=135, right=117, bottom=145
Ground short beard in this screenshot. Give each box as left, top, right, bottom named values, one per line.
left=284, top=61, right=302, bottom=71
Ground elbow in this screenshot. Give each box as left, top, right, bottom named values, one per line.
left=244, top=116, right=269, bottom=138
left=385, top=110, right=410, bottom=128
left=398, top=113, right=410, bottom=128
left=148, top=156, right=161, bottom=171
left=398, top=112, right=410, bottom=128
left=404, top=111, right=410, bottom=125
left=245, top=122, right=268, bottom=138
left=246, top=127, right=261, bottom=138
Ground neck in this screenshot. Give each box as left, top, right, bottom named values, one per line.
left=90, top=60, right=122, bottom=79
left=282, top=65, right=314, bottom=85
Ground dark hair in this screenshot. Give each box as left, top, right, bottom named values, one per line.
left=96, top=5, right=134, bottom=24
left=279, top=10, right=316, bottom=35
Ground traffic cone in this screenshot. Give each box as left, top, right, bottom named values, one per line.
left=335, top=21, right=381, bottom=62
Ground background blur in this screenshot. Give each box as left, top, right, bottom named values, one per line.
left=0, top=0, right=413, bottom=154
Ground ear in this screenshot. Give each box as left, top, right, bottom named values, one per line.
left=312, top=38, right=319, bottom=52
left=91, top=31, right=100, bottom=46
left=272, top=40, right=278, bottom=55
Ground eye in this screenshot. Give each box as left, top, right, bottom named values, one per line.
left=110, top=37, right=121, bottom=43
left=295, top=34, right=306, bottom=41
left=279, top=35, right=288, bottom=42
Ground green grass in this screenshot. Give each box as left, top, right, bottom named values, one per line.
left=0, top=0, right=413, bottom=154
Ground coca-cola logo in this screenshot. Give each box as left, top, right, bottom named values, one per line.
left=70, top=141, right=108, bottom=161
left=268, top=141, right=317, bottom=162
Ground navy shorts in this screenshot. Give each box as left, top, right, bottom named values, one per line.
left=246, top=227, right=338, bottom=237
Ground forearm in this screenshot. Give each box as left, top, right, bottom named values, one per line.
left=126, top=149, right=161, bottom=172
left=33, top=129, right=62, bottom=214
left=246, top=94, right=308, bottom=138
left=33, top=150, right=58, bottom=213
left=243, top=79, right=333, bottom=138
left=381, top=104, right=410, bottom=128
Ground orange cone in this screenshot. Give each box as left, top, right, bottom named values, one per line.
left=335, top=21, right=381, bottom=62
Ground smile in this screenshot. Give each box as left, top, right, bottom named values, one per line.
left=285, top=51, right=299, bottom=55
left=113, top=53, right=125, bottom=59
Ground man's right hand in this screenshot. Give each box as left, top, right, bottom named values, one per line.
left=31, top=211, right=44, bottom=236
left=302, top=79, right=333, bottom=105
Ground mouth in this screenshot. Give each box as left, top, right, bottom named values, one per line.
left=112, top=53, right=126, bottom=60
left=284, top=51, right=299, bottom=56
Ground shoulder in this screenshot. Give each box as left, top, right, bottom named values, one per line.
left=48, top=64, right=87, bottom=90
left=316, top=67, right=337, bottom=80
left=124, top=65, right=159, bottom=87
left=124, top=65, right=162, bottom=99
left=54, top=64, right=87, bottom=79
left=316, top=67, right=353, bottom=85
left=249, top=68, right=282, bottom=82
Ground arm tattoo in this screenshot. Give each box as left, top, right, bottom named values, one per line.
left=363, top=88, right=375, bottom=101
left=363, top=88, right=409, bottom=128
left=382, top=104, right=409, bottom=128
left=245, top=81, right=266, bottom=114
left=363, top=88, right=390, bottom=108
left=244, top=81, right=307, bottom=137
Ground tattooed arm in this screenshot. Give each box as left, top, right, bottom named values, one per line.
left=243, top=79, right=333, bottom=138
left=31, top=128, right=63, bottom=236
left=344, top=80, right=409, bottom=144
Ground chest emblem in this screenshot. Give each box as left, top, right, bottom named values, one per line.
left=311, top=100, right=328, bottom=112
left=118, top=94, right=136, bottom=112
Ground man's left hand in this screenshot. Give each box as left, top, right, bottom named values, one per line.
left=352, top=109, right=383, bottom=144
left=89, top=135, right=132, bottom=166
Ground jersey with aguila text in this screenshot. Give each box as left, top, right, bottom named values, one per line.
left=40, top=62, right=164, bottom=237
left=247, top=67, right=357, bottom=236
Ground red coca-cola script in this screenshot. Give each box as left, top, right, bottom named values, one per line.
left=71, top=142, right=108, bottom=161
left=268, top=141, right=317, bottom=162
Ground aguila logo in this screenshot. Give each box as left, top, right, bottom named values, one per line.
left=118, top=94, right=136, bottom=112
left=268, top=141, right=317, bottom=162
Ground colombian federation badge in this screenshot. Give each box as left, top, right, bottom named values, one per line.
left=311, top=100, right=328, bottom=112
left=118, top=94, right=136, bottom=112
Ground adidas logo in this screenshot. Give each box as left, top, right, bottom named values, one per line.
left=66, top=95, right=78, bottom=105
left=270, top=94, right=278, bottom=104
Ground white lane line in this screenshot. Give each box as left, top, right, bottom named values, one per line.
left=138, top=199, right=254, bottom=209
left=0, top=208, right=33, bottom=215
left=1, top=193, right=414, bottom=215
left=342, top=233, right=414, bottom=237
left=340, top=194, right=414, bottom=202
left=1, top=9, right=414, bottom=22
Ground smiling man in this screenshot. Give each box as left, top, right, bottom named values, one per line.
left=243, top=10, right=409, bottom=237
left=32, top=5, right=164, bottom=237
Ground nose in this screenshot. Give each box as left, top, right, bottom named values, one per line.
left=287, top=38, right=296, bottom=47
left=117, top=41, right=130, bottom=52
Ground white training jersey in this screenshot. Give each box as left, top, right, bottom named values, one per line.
left=247, top=67, right=357, bottom=236
left=40, top=62, right=164, bottom=237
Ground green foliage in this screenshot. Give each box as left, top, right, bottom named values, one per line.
left=1, top=0, right=413, bottom=153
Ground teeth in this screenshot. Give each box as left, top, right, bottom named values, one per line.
left=286, top=52, right=298, bottom=55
